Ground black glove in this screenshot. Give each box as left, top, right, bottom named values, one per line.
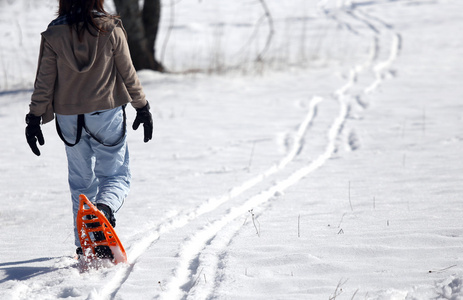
left=25, top=113, right=45, bottom=156
left=132, top=102, right=153, bottom=143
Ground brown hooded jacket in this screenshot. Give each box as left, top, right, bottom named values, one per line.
left=30, top=16, right=147, bottom=124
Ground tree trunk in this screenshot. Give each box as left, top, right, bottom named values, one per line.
left=113, top=0, right=164, bottom=72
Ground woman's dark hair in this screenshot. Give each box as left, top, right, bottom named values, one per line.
left=58, top=0, right=112, bottom=41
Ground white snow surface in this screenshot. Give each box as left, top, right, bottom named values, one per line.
left=1, top=0, right=463, bottom=299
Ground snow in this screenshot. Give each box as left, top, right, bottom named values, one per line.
left=1, top=0, right=463, bottom=299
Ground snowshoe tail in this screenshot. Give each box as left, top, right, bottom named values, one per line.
left=76, top=194, right=127, bottom=264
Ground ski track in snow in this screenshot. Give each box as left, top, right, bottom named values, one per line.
left=89, top=2, right=403, bottom=300
left=157, top=5, right=403, bottom=300
left=160, top=97, right=348, bottom=300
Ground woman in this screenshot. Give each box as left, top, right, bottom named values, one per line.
left=25, top=0, right=153, bottom=256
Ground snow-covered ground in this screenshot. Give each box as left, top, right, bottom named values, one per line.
left=1, top=0, right=463, bottom=299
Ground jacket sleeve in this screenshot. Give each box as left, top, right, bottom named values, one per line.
left=30, top=36, right=57, bottom=124
left=112, top=24, right=147, bottom=109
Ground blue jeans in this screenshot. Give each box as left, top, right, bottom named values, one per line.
left=56, top=106, right=131, bottom=247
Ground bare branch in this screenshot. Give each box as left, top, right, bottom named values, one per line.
left=161, top=0, right=176, bottom=64
left=256, top=0, right=275, bottom=61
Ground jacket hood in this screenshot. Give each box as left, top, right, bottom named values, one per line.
left=41, top=17, right=120, bottom=73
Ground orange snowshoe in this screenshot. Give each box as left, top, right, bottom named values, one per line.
left=76, top=194, right=127, bottom=264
